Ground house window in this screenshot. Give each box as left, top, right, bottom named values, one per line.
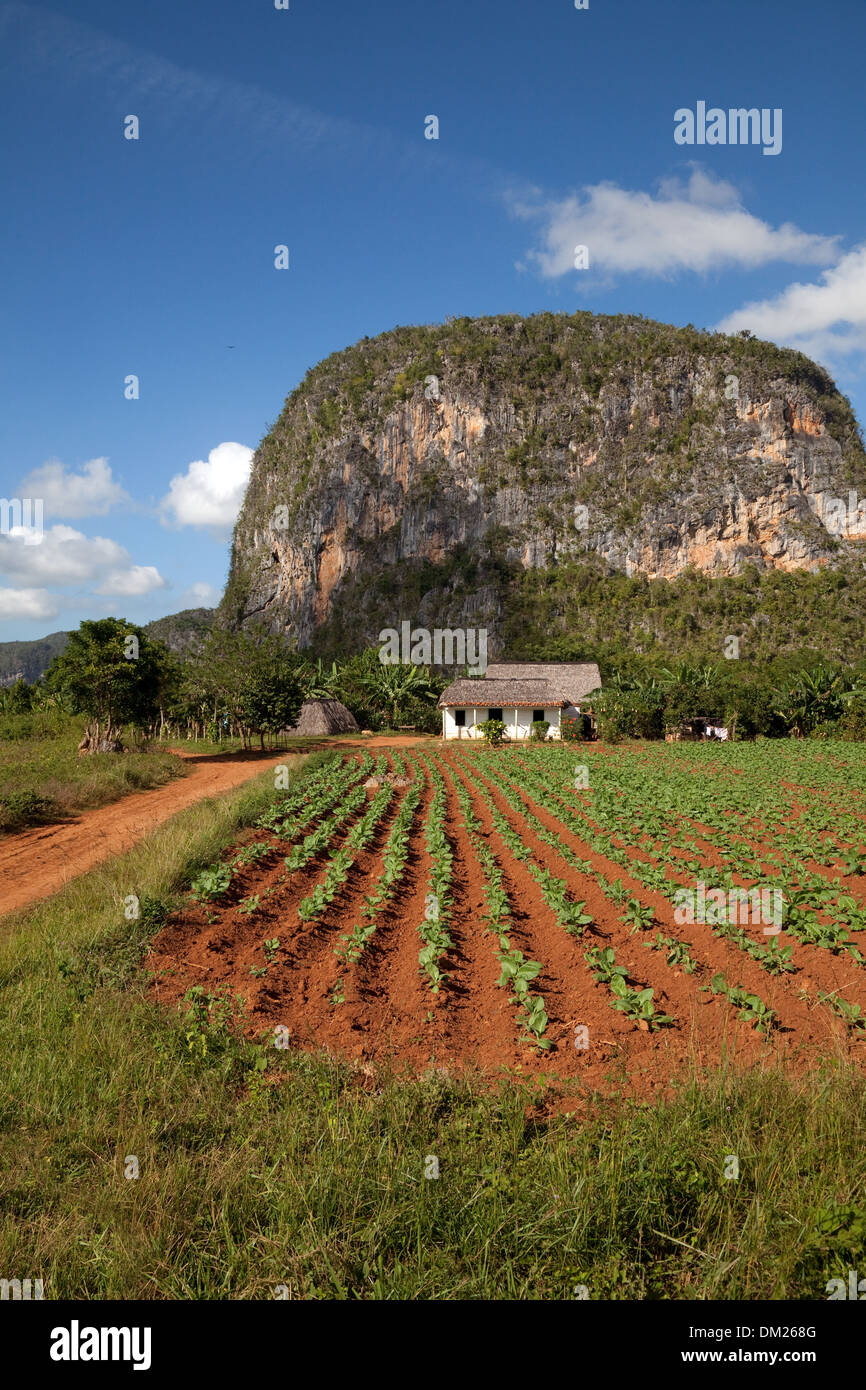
left=454, top=709, right=466, bottom=727
left=532, top=709, right=544, bottom=723
left=487, top=708, right=503, bottom=722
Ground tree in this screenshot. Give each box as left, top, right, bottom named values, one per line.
left=301, top=657, right=344, bottom=699
left=773, top=663, right=852, bottom=737
left=185, top=627, right=303, bottom=749
left=46, top=618, right=169, bottom=751
left=239, top=637, right=304, bottom=748
left=362, top=659, right=442, bottom=727
left=4, top=678, right=33, bottom=714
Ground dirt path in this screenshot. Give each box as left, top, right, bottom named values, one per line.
left=0, top=748, right=291, bottom=918
left=0, top=737, right=434, bottom=920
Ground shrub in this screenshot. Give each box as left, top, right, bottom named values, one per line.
left=839, top=699, right=866, bottom=741
left=477, top=718, right=506, bottom=747
left=0, top=790, right=56, bottom=831
left=530, top=719, right=550, bottom=742
left=560, top=715, right=587, bottom=742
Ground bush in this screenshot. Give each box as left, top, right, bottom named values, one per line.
left=477, top=718, right=506, bottom=747
left=530, top=719, right=550, bottom=741
left=839, top=699, right=866, bottom=741
left=561, top=714, right=588, bottom=742
left=399, top=695, right=442, bottom=735
left=595, top=690, right=664, bottom=741
left=0, top=790, right=56, bottom=831
left=809, top=720, right=843, bottom=741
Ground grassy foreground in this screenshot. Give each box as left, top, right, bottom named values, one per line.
left=0, top=752, right=863, bottom=1300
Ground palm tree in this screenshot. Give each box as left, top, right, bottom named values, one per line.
left=773, top=663, right=850, bottom=737
left=303, top=658, right=344, bottom=700
left=363, top=661, right=439, bottom=726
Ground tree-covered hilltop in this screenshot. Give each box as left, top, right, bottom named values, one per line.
left=0, top=630, right=70, bottom=685
left=223, top=310, right=866, bottom=653
left=0, top=607, right=217, bottom=686
left=143, top=607, right=216, bottom=657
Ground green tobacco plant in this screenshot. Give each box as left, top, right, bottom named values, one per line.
left=643, top=932, right=698, bottom=974
left=621, top=897, right=655, bottom=930
left=190, top=863, right=232, bottom=902
left=710, top=973, right=776, bottom=1034
left=609, top=975, right=674, bottom=1030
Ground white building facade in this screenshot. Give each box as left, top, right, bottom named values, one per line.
left=438, top=663, right=602, bottom=741
left=441, top=701, right=567, bottom=740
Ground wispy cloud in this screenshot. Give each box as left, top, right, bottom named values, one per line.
left=0, top=2, right=432, bottom=172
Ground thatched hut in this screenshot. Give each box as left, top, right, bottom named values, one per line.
left=289, top=699, right=359, bottom=736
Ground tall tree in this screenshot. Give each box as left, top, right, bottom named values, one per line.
left=46, top=618, right=170, bottom=751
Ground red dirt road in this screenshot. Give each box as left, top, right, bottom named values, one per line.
left=0, top=748, right=286, bottom=918
left=0, top=737, right=432, bottom=920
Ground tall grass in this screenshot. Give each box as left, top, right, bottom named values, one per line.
left=0, top=714, right=187, bottom=832
left=0, top=752, right=862, bottom=1300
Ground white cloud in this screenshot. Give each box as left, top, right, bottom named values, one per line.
left=95, top=566, right=165, bottom=597
left=0, top=587, right=59, bottom=620
left=160, top=442, right=253, bottom=532
left=182, top=581, right=222, bottom=607
left=512, top=168, right=840, bottom=279
left=16, top=457, right=129, bottom=518
left=0, top=524, right=165, bottom=594
left=716, top=245, right=866, bottom=362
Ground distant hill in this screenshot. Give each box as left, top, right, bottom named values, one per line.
left=142, top=607, right=217, bottom=657
left=0, top=631, right=71, bottom=685
left=0, top=607, right=217, bottom=685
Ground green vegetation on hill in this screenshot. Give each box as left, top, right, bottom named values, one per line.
left=504, top=556, right=866, bottom=667
left=0, top=630, right=70, bottom=685
left=143, top=606, right=216, bottom=656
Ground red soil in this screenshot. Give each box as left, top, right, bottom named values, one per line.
left=146, top=749, right=866, bottom=1096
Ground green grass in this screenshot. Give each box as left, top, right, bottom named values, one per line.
left=0, top=715, right=186, bottom=833
left=0, top=749, right=863, bottom=1300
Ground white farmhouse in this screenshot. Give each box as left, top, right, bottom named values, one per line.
left=438, top=662, right=602, bottom=740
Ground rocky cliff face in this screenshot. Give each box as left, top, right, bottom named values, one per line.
left=223, top=312, right=866, bottom=652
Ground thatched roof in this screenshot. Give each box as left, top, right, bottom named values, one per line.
left=485, top=663, right=602, bottom=703
left=291, top=699, right=359, bottom=735
left=439, top=678, right=569, bottom=709
left=439, top=663, right=602, bottom=709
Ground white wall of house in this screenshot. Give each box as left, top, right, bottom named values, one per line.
left=441, top=706, right=563, bottom=740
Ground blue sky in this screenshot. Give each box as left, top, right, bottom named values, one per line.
left=2, top=0, right=865, bottom=641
